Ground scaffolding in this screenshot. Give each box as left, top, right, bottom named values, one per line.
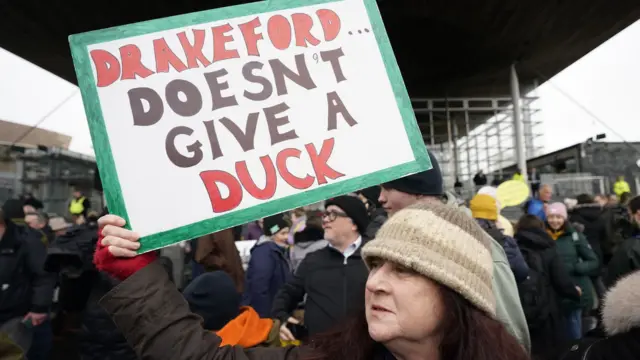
left=412, top=96, right=543, bottom=194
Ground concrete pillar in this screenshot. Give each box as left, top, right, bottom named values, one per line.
left=510, top=64, right=528, bottom=182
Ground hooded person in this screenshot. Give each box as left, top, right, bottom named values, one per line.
left=241, top=213, right=292, bottom=318
left=377, top=150, right=531, bottom=352
left=183, top=271, right=282, bottom=348
left=556, top=270, right=640, bottom=360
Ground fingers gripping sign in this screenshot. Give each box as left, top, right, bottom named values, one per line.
left=94, top=215, right=157, bottom=280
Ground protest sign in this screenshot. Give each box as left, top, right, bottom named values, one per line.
left=69, top=0, right=431, bottom=252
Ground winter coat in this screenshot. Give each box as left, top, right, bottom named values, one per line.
left=45, top=224, right=138, bottom=360
left=290, top=226, right=327, bottom=272
left=364, top=208, right=387, bottom=239
left=555, top=270, right=640, bottom=360
left=604, top=234, right=640, bottom=287
left=480, top=220, right=529, bottom=283
left=549, top=226, right=599, bottom=311
left=569, top=203, right=608, bottom=265
left=272, top=239, right=369, bottom=336
left=195, top=229, right=245, bottom=293
left=0, top=221, right=55, bottom=323
left=100, top=261, right=395, bottom=360
left=241, top=241, right=292, bottom=318
left=515, top=228, right=581, bottom=356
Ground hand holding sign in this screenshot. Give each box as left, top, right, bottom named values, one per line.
left=70, top=0, right=430, bottom=252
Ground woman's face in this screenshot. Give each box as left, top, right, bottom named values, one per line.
left=365, top=259, right=444, bottom=344
left=547, top=214, right=565, bottom=230
left=272, top=227, right=290, bottom=244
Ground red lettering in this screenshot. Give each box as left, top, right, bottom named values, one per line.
left=316, top=9, right=341, bottom=41
left=267, top=15, right=292, bottom=50
left=200, top=170, right=243, bottom=213
left=212, top=24, right=240, bottom=62
left=276, top=148, right=315, bottom=189
left=177, top=30, right=212, bottom=68
left=305, top=138, right=344, bottom=185
left=119, top=45, right=154, bottom=81
left=153, top=38, right=188, bottom=74
left=236, top=156, right=277, bottom=200
left=90, top=50, right=121, bottom=87
left=238, top=17, right=264, bottom=56
left=291, top=13, right=320, bottom=47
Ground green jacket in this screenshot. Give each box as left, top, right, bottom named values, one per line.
left=490, top=235, right=531, bottom=353
left=552, top=227, right=599, bottom=310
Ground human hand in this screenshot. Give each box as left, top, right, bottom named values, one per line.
left=94, top=215, right=156, bottom=280
left=23, top=312, right=47, bottom=327
left=575, top=286, right=582, bottom=296
left=279, top=317, right=299, bottom=341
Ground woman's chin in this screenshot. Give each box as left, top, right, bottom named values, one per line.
left=368, top=323, right=394, bottom=343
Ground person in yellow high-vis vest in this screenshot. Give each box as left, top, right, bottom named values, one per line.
left=69, top=189, right=91, bottom=220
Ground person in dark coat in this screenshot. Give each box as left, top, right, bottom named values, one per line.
left=241, top=214, right=291, bottom=318
left=515, top=215, right=581, bottom=358
left=569, top=194, right=608, bottom=266
left=0, top=199, right=55, bottom=353
left=356, top=186, right=387, bottom=238
left=470, top=194, right=529, bottom=283
left=272, top=195, right=370, bottom=339
left=547, top=202, right=600, bottom=340
left=555, top=270, right=640, bottom=360
left=604, top=195, right=640, bottom=287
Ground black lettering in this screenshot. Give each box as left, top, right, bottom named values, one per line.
left=269, top=54, right=316, bottom=96
left=264, top=102, right=298, bottom=145
left=165, top=126, right=203, bottom=168
left=321, top=48, right=347, bottom=83
left=242, top=61, right=273, bottom=101
left=327, top=91, right=357, bottom=130
left=204, top=69, right=238, bottom=110
left=203, top=120, right=224, bottom=161
left=165, top=79, right=202, bottom=117
left=219, top=114, right=259, bottom=152
left=128, top=87, right=163, bottom=126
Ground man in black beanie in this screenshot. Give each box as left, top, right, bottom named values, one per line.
left=379, top=149, right=446, bottom=217
left=272, top=195, right=370, bottom=340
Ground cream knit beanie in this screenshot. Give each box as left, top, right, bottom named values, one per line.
left=362, top=202, right=496, bottom=316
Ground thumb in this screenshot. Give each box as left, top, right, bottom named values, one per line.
left=287, top=317, right=300, bottom=324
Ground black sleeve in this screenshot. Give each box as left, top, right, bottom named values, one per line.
left=83, top=198, right=92, bottom=215
left=548, top=253, right=580, bottom=300
left=271, top=255, right=310, bottom=322
left=26, top=235, right=57, bottom=313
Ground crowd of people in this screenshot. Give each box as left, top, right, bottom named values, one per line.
left=1, top=151, right=639, bottom=360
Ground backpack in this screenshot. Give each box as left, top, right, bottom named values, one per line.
left=517, top=247, right=552, bottom=330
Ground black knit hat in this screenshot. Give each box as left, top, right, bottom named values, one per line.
left=382, top=149, right=443, bottom=196
left=325, top=195, right=370, bottom=235
left=263, top=213, right=290, bottom=236
left=183, top=271, right=240, bottom=331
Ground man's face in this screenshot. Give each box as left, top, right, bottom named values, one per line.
left=72, top=191, right=81, bottom=198
left=378, top=187, right=421, bottom=216
left=322, top=205, right=356, bottom=242
left=539, top=186, right=552, bottom=202
left=25, top=214, right=45, bottom=230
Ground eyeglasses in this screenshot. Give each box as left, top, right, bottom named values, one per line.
left=322, top=210, right=349, bottom=222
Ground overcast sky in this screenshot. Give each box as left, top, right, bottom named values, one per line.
left=1, top=20, right=639, bottom=159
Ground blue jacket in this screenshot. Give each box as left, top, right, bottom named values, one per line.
left=479, top=220, right=530, bottom=284
left=241, top=240, right=292, bottom=318
left=526, top=198, right=546, bottom=222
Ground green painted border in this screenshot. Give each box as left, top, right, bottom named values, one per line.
left=69, top=0, right=431, bottom=253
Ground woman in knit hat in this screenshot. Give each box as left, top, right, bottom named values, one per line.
left=546, top=202, right=599, bottom=341
left=91, top=203, right=529, bottom=360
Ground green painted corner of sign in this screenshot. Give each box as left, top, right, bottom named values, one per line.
left=69, top=0, right=432, bottom=252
